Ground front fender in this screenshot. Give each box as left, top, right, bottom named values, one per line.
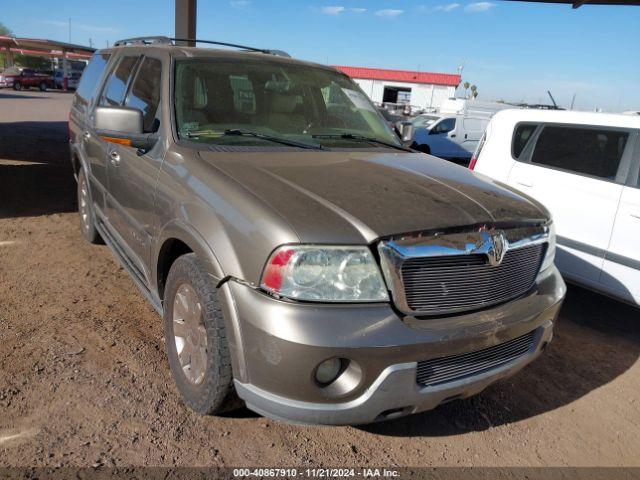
left=154, top=219, right=249, bottom=382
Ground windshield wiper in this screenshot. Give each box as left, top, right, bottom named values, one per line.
left=311, top=133, right=411, bottom=152
left=185, top=128, right=324, bottom=150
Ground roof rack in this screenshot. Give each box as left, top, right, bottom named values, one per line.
left=113, top=36, right=173, bottom=47
left=112, top=36, right=290, bottom=57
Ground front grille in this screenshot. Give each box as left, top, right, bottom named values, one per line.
left=401, top=244, right=545, bottom=315
left=416, top=330, right=536, bottom=387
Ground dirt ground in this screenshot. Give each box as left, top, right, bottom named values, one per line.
left=0, top=89, right=639, bottom=469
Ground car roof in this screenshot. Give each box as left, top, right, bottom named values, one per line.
left=491, top=108, right=640, bottom=129
left=95, top=45, right=341, bottom=75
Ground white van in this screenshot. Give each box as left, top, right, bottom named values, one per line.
left=412, top=99, right=512, bottom=162
left=472, top=109, right=640, bottom=306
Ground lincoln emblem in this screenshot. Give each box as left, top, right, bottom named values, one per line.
left=488, top=231, right=508, bottom=266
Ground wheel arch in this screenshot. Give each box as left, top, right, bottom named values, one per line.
left=154, top=220, right=226, bottom=300
left=154, top=220, right=248, bottom=382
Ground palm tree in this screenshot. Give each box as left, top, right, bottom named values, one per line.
left=470, top=85, right=478, bottom=99
left=463, top=81, right=470, bottom=98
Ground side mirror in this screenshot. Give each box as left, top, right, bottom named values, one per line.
left=397, top=121, right=415, bottom=144
left=94, top=106, right=143, bottom=134
left=94, top=106, right=157, bottom=153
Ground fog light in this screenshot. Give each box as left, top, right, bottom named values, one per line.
left=315, top=358, right=343, bottom=385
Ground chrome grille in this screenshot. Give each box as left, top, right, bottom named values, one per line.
left=416, top=330, right=536, bottom=387
left=401, top=244, right=545, bottom=315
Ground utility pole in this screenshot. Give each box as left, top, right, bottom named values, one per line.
left=68, top=18, right=71, bottom=43
left=89, top=38, right=93, bottom=48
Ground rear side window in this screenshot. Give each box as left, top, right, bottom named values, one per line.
left=531, top=126, right=629, bottom=180
left=75, top=53, right=111, bottom=107
left=101, top=56, right=140, bottom=106
left=125, top=57, right=162, bottom=133
left=512, top=123, right=538, bottom=159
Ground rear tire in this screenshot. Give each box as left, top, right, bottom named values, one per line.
left=13, top=81, right=22, bottom=91
left=77, top=167, right=102, bottom=244
left=39, top=82, right=47, bottom=92
left=163, top=253, right=236, bottom=415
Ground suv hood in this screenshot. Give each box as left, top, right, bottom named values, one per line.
left=198, top=150, right=548, bottom=244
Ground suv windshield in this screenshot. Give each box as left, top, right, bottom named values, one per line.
left=174, top=58, right=400, bottom=148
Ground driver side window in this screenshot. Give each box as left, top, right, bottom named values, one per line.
left=433, top=118, right=456, bottom=134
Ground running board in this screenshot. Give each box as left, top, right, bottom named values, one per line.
left=95, top=220, right=163, bottom=316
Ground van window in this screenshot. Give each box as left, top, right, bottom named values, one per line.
left=432, top=118, right=455, bottom=134
left=101, top=56, right=140, bottom=107
left=531, top=125, right=629, bottom=180
left=512, top=123, right=538, bottom=159
left=125, top=57, right=162, bottom=133
left=75, top=53, right=110, bottom=107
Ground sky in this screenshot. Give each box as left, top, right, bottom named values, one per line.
left=3, top=0, right=639, bottom=111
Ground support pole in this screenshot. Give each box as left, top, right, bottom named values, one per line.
left=62, top=51, right=69, bottom=91
left=5, top=48, right=14, bottom=67
left=175, top=0, right=197, bottom=46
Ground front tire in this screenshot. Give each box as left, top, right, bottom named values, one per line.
left=39, top=82, right=48, bottom=92
left=164, top=253, right=235, bottom=415
left=13, top=81, right=22, bottom=91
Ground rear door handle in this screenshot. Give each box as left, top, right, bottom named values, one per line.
left=109, top=151, right=120, bottom=166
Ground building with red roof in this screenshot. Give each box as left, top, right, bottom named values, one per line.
left=334, top=65, right=461, bottom=112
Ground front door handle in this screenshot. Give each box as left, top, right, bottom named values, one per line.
left=109, top=151, right=121, bottom=166
left=450, top=134, right=456, bottom=138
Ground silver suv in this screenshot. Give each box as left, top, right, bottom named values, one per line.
left=69, top=36, right=566, bottom=425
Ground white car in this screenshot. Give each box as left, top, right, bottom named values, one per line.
left=411, top=100, right=513, bottom=162
left=471, top=109, right=640, bottom=306
left=412, top=113, right=489, bottom=162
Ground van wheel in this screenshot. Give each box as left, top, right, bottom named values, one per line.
left=164, top=253, right=236, bottom=415
left=39, top=82, right=47, bottom=92
left=13, top=81, right=22, bottom=91
left=77, top=167, right=102, bottom=244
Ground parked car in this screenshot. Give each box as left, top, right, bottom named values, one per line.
left=377, top=107, right=407, bottom=131
left=69, top=36, right=565, bottom=425
left=411, top=113, right=488, bottom=163
left=411, top=100, right=514, bottom=163
left=471, top=109, right=640, bottom=307
left=0, top=66, right=21, bottom=88
left=7, top=68, right=54, bottom=91
left=54, top=69, right=82, bottom=90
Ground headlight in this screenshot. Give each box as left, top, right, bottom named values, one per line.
left=261, top=245, right=389, bottom=302
left=540, top=222, right=556, bottom=272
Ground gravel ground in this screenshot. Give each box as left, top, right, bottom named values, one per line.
left=0, top=89, right=639, bottom=469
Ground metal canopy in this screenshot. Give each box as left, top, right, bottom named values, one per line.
left=0, top=36, right=95, bottom=66
left=503, top=0, right=640, bottom=8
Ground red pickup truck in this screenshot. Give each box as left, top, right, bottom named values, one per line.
left=0, top=67, right=54, bottom=91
